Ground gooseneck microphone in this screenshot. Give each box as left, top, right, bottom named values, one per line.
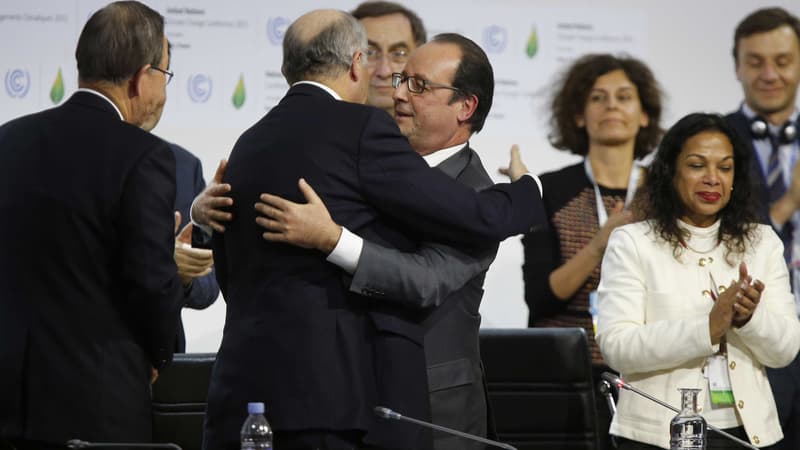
left=598, top=379, right=616, bottom=415
left=601, top=372, right=758, bottom=450
left=66, top=439, right=182, bottom=449
left=374, top=406, right=517, bottom=450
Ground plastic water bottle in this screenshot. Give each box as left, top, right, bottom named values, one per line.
left=241, top=402, right=273, bottom=450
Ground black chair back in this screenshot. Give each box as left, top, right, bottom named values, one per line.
left=480, top=328, right=599, bottom=450
left=152, top=353, right=216, bottom=450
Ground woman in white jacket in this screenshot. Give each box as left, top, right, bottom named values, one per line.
left=597, top=113, right=800, bottom=449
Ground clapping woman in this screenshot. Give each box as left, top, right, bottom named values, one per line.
left=597, top=113, right=800, bottom=449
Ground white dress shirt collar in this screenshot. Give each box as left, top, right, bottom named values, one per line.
left=422, top=142, right=468, bottom=168
left=293, top=81, right=343, bottom=101
left=76, top=88, right=124, bottom=120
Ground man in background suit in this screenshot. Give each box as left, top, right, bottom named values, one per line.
left=169, top=143, right=219, bottom=352
left=254, top=34, right=521, bottom=450
left=0, top=2, right=183, bottom=448
left=201, top=10, right=543, bottom=450
left=725, top=7, right=800, bottom=449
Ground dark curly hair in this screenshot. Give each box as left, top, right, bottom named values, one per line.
left=549, top=53, right=664, bottom=159
left=637, top=113, right=758, bottom=264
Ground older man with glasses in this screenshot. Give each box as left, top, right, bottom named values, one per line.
left=0, top=2, right=184, bottom=448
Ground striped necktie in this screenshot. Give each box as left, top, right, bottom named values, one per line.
left=765, top=135, right=793, bottom=263
left=767, top=136, right=787, bottom=203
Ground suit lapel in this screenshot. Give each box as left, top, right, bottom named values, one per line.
left=435, top=145, right=471, bottom=179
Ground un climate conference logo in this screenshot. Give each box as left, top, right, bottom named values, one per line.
left=5, top=69, right=31, bottom=98
left=483, top=25, right=508, bottom=54
left=483, top=25, right=508, bottom=53
left=187, top=74, right=212, bottom=103
left=267, top=17, right=290, bottom=45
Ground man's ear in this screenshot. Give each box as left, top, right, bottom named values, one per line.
left=349, top=51, right=364, bottom=82
left=456, top=93, right=478, bottom=124
left=128, top=65, right=150, bottom=98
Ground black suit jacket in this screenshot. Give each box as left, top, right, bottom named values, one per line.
left=169, top=143, right=220, bottom=353
left=204, top=84, right=543, bottom=450
left=0, top=92, right=184, bottom=444
left=350, top=146, right=500, bottom=450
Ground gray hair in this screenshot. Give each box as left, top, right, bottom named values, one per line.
left=76, top=1, right=164, bottom=84
left=282, top=12, right=367, bottom=85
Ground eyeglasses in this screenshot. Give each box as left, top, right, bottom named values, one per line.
left=150, top=66, right=174, bottom=85
left=391, top=73, right=462, bottom=94
left=366, top=46, right=409, bottom=66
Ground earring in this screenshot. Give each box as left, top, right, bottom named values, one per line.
left=730, top=186, right=734, bottom=191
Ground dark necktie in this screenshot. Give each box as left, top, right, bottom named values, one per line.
left=766, top=135, right=793, bottom=263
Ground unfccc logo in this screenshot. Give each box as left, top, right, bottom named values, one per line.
left=5, top=69, right=31, bottom=98
left=187, top=73, right=212, bottom=103
left=483, top=25, right=508, bottom=54
left=266, top=17, right=290, bottom=45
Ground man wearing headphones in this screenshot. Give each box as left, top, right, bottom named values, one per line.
left=725, top=7, right=800, bottom=449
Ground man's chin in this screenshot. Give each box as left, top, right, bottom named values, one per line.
left=367, top=94, right=394, bottom=111
left=750, top=96, right=792, bottom=117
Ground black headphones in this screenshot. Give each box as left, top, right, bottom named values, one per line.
left=749, top=116, right=798, bottom=144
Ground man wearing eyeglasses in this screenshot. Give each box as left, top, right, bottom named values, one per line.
left=0, top=2, right=184, bottom=448
left=251, top=34, right=535, bottom=450
left=351, top=1, right=426, bottom=117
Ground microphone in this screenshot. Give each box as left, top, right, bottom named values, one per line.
left=374, top=406, right=517, bottom=450
left=597, top=379, right=616, bottom=415
left=66, top=439, right=182, bottom=449
left=601, top=372, right=758, bottom=450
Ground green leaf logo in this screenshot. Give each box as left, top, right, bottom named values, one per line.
left=525, top=26, right=539, bottom=59
left=232, top=74, right=245, bottom=109
left=50, top=68, right=65, bottom=104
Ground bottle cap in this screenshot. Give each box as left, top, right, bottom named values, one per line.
left=247, top=402, right=265, bottom=414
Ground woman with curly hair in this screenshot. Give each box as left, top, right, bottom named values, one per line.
left=597, top=113, right=800, bottom=449
left=522, top=53, right=663, bottom=368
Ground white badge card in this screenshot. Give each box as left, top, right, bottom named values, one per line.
left=707, top=354, right=734, bottom=406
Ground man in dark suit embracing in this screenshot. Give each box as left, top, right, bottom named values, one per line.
left=0, top=2, right=184, bottom=448
left=252, top=33, right=527, bottom=450
left=202, top=9, right=544, bottom=450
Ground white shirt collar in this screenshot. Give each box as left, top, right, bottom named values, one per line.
left=75, top=88, right=124, bottom=120
left=293, top=81, right=342, bottom=101
left=422, top=142, right=468, bottom=168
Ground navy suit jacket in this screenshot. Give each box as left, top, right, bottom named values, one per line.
left=169, top=143, right=219, bottom=352
left=204, top=84, right=543, bottom=450
left=0, top=92, right=184, bottom=443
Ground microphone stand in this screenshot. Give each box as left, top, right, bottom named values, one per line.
left=66, top=439, right=182, bottom=450
left=374, top=406, right=517, bottom=450
left=601, top=373, right=758, bottom=450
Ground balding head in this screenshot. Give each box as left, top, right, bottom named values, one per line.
left=282, top=9, right=367, bottom=85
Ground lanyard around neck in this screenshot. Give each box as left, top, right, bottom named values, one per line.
left=583, top=157, right=640, bottom=228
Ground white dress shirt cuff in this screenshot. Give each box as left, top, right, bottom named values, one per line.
left=523, top=173, right=543, bottom=198
left=326, top=227, right=363, bottom=274
left=189, top=196, right=214, bottom=236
